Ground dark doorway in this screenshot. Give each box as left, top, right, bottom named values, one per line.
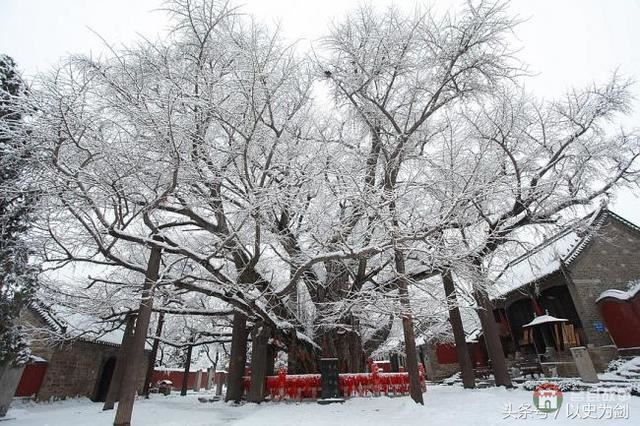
left=94, top=356, right=117, bottom=402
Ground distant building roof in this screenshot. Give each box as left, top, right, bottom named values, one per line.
left=28, top=302, right=143, bottom=348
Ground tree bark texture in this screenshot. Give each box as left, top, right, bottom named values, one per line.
left=442, top=270, right=475, bottom=389
left=225, top=312, right=248, bottom=402
left=113, top=244, right=161, bottom=426
left=180, top=342, right=193, bottom=396
left=103, top=314, right=136, bottom=410
left=248, top=323, right=271, bottom=403
left=473, top=288, right=513, bottom=388
left=395, top=249, right=424, bottom=405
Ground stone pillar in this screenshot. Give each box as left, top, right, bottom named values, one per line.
left=194, top=370, right=202, bottom=392
left=570, top=347, right=599, bottom=383
left=205, top=367, right=213, bottom=391
left=215, top=372, right=224, bottom=396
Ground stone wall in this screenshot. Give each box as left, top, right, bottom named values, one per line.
left=569, top=216, right=640, bottom=347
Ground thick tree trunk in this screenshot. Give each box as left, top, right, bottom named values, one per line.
left=442, top=271, right=475, bottom=389
left=394, top=249, right=424, bottom=405
left=225, top=312, right=248, bottom=402
left=317, top=325, right=365, bottom=373
left=113, top=244, right=161, bottom=426
left=287, top=332, right=318, bottom=374
left=473, top=288, right=512, bottom=388
left=266, top=344, right=275, bottom=377
left=180, top=342, right=193, bottom=396
left=103, top=314, right=136, bottom=410
left=142, top=311, right=164, bottom=398
left=248, top=323, right=271, bottom=403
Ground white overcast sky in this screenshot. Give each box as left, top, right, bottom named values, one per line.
left=1, top=0, right=640, bottom=221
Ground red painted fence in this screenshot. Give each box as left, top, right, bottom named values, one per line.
left=243, top=364, right=426, bottom=400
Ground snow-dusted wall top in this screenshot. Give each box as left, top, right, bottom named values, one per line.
left=596, top=281, right=640, bottom=303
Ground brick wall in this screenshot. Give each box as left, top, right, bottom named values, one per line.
left=36, top=340, right=121, bottom=401
left=19, top=308, right=149, bottom=401
left=569, top=216, right=640, bottom=347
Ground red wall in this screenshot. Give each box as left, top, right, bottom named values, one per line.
left=435, top=342, right=488, bottom=367
left=598, top=299, right=640, bottom=348
left=436, top=344, right=458, bottom=364
left=15, top=363, right=48, bottom=397
left=470, top=341, right=488, bottom=367
left=151, top=369, right=199, bottom=390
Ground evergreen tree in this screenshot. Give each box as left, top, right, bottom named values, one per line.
left=0, top=54, right=37, bottom=367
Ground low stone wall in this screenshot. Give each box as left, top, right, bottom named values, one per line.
left=587, top=345, right=618, bottom=372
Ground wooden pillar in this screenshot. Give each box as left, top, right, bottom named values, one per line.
left=113, top=243, right=161, bottom=426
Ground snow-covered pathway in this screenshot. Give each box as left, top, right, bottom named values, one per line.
left=6, top=385, right=639, bottom=425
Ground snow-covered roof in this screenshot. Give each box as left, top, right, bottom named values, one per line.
left=522, top=314, right=568, bottom=328
left=493, top=230, right=585, bottom=295
left=493, top=208, right=620, bottom=297
left=29, top=302, right=147, bottom=349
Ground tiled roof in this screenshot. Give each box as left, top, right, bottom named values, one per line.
left=494, top=209, right=637, bottom=297
left=29, top=302, right=128, bottom=348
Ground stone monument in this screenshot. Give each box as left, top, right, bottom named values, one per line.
left=318, top=358, right=344, bottom=404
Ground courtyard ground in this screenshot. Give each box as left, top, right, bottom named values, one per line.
left=5, top=384, right=639, bottom=426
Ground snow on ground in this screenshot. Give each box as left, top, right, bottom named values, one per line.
left=600, top=356, right=640, bottom=381
left=6, top=385, right=639, bottom=426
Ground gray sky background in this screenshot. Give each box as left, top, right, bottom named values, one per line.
left=2, top=0, right=640, bottom=221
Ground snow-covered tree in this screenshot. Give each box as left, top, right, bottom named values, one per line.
left=0, top=54, right=39, bottom=367
left=6, top=0, right=640, bottom=413
left=315, top=1, right=521, bottom=402
left=441, top=76, right=640, bottom=387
